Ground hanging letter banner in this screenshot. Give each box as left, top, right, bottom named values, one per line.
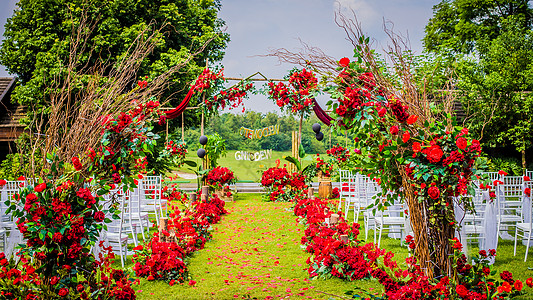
left=239, top=125, right=280, bottom=140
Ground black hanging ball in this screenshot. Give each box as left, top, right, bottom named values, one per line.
left=316, top=132, right=324, bottom=141
left=199, top=135, right=208, bottom=145
left=312, top=123, right=321, bottom=133
left=197, top=148, right=206, bottom=158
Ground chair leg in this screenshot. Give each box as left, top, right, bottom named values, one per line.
left=526, top=228, right=532, bottom=262
left=514, top=226, right=519, bottom=256
left=378, top=223, right=383, bottom=248
left=374, top=222, right=377, bottom=244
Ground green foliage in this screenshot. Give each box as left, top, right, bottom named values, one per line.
left=203, top=132, right=227, bottom=168
left=0, top=0, right=229, bottom=127
left=424, top=0, right=533, bottom=55
left=488, top=157, right=523, bottom=176
left=425, top=2, right=533, bottom=167
left=0, top=153, right=28, bottom=180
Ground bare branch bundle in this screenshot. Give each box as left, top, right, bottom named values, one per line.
left=26, top=10, right=217, bottom=179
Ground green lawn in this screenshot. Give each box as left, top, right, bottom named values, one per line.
left=131, top=194, right=533, bottom=299
left=174, top=150, right=318, bottom=183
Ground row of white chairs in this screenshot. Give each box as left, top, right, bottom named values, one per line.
left=0, top=176, right=164, bottom=267
left=338, top=170, right=533, bottom=261
left=339, top=171, right=410, bottom=247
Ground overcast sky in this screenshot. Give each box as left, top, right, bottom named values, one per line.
left=0, top=0, right=437, bottom=113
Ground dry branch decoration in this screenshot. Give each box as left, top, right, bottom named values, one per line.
left=24, top=10, right=217, bottom=179
left=266, top=9, right=481, bottom=279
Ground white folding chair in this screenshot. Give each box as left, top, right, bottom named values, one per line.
left=362, top=179, right=381, bottom=240
left=374, top=197, right=408, bottom=247
left=497, top=176, right=523, bottom=239
left=338, top=170, right=352, bottom=211
left=127, top=187, right=151, bottom=242
left=344, top=172, right=363, bottom=222
left=140, top=175, right=164, bottom=226
left=102, top=190, right=131, bottom=268
left=0, top=204, right=7, bottom=253
left=514, top=180, right=533, bottom=261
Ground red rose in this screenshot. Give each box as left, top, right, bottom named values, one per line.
left=336, top=105, right=347, bottom=116
left=524, top=176, right=531, bottom=182
left=52, top=232, right=63, bottom=243
left=94, top=211, right=105, bottom=222
left=58, top=288, right=69, bottom=297
left=35, top=183, right=46, bottom=193
left=424, top=145, right=443, bottom=163
left=451, top=238, right=462, bottom=251
left=498, top=170, right=508, bottom=176
left=412, top=142, right=421, bottom=153
left=339, top=57, right=350, bottom=67
left=428, top=186, right=440, bottom=199
left=50, top=276, right=60, bottom=285
left=389, top=126, right=399, bottom=135
left=456, top=137, right=467, bottom=150
left=456, top=284, right=469, bottom=297
left=525, top=188, right=531, bottom=197
left=71, top=156, right=83, bottom=171
left=188, top=280, right=196, bottom=286
left=17, top=176, right=25, bottom=181
left=515, top=280, right=523, bottom=292
left=0, top=179, right=6, bottom=186
left=526, top=277, right=533, bottom=288
left=406, top=115, right=418, bottom=125
left=402, top=131, right=410, bottom=143
left=378, top=108, right=387, bottom=117
left=501, top=281, right=512, bottom=293
left=133, top=245, right=143, bottom=251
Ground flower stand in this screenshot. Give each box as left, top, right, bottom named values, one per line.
left=214, top=189, right=233, bottom=202
left=318, top=173, right=332, bottom=199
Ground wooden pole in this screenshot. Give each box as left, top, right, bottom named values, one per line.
left=181, top=113, right=185, bottom=143
left=201, top=110, right=204, bottom=136
left=166, top=119, right=169, bottom=142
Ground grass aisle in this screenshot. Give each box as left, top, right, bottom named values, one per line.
left=135, top=193, right=533, bottom=299
left=136, top=194, right=368, bottom=300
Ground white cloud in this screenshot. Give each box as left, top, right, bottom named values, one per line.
left=334, top=0, right=381, bottom=28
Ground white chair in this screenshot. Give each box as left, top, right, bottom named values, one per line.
left=140, top=176, right=164, bottom=226
left=514, top=180, right=533, bottom=261
left=344, top=172, right=363, bottom=223
left=362, top=179, right=381, bottom=240
left=497, top=176, right=524, bottom=239
left=127, top=187, right=151, bottom=242
left=0, top=204, right=7, bottom=253
left=374, top=197, right=408, bottom=247
left=338, top=170, right=352, bottom=211
left=102, top=191, right=131, bottom=268
left=457, top=194, right=486, bottom=249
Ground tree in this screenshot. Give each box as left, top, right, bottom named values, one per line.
left=425, top=1, right=533, bottom=170
left=456, top=18, right=533, bottom=168
left=0, top=0, right=229, bottom=126
left=424, top=0, right=533, bottom=55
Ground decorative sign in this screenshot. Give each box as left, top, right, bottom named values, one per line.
left=239, top=125, right=280, bottom=140
left=235, top=149, right=273, bottom=161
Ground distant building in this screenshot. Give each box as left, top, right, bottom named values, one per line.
left=0, top=77, right=25, bottom=160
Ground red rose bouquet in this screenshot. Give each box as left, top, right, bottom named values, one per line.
left=205, top=166, right=236, bottom=190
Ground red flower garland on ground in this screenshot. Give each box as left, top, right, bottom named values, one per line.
left=132, top=191, right=227, bottom=284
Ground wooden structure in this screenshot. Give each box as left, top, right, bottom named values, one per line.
left=0, top=77, right=24, bottom=142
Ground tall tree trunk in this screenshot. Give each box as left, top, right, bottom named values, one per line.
left=400, top=167, right=454, bottom=279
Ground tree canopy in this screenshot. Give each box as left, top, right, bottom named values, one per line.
left=0, top=0, right=229, bottom=115
left=424, top=0, right=533, bottom=54
left=424, top=0, right=533, bottom=168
